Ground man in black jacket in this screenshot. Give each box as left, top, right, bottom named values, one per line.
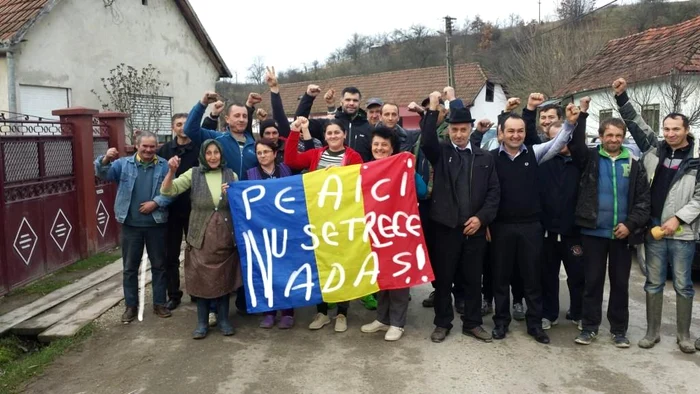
left=537, top=98, right=590, bottom=331
left=420, top=91, right=500, bottom=343
left=157, top=113, right=197, bottom=310
left=295, top=84, right=372, bottom=161
left=572, top=116, right=650, bottom=348
left=488, top=98, right=580, bottom=344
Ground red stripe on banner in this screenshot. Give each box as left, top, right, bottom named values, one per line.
left=360, top=152, right=434, bottom=289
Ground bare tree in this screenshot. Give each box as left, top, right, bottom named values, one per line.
left=557, top=0, right=596, bottom=21
left=497, top=23, right=610, bottom=101
left=395, top=25, right=436, bottom=68
left=92, top=63, right=169, bottom=143
left=247, top=56, right=266, bottom=85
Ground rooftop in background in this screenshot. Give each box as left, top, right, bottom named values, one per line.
left=0, top=0, right=231, bottom=78
left=555, top=15, right=700, bottom=97
left=267, top=63, right=503, bottom=116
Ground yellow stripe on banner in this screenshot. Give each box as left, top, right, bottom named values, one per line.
left=302, top=165, right=378, bottom=302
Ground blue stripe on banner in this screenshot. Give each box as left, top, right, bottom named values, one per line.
left=228, top=176, right=323, bottom=313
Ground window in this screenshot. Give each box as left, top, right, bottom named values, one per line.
left=599, top=109, right=613, bottom=122
left=642, top=104, right=660, bottom=134
left=19, top=85, right=71, bottom=119
left=129, top=95, right=173, bottom=142
left=485, top=82, right=494, bottom=102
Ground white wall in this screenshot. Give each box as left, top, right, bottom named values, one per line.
left=0, top=57, right=7, bottom=112
left=12, top=0, right=220, bottom=124
left=570, top=76, right=700, bottom=138
left=470, top=83, right=508, bottom=123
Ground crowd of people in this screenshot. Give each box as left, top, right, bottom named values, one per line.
left=94, top=68, right=699, bottom=353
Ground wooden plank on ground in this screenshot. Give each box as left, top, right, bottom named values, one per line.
left=11, top=278, right=122, bottom=336
left=0, top=259, right=123, bottom=335
left=38, top=270, right=153, bottom=343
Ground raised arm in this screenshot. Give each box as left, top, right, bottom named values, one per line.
left=264, top=66, right=292, bottom=138
left=523, top=93, right=544, bottom=146
left=295, top=84, right=327, bottom=142
left=284, top=118, right=316, bottom=170
left=569, top=97, right=590, bottom=169
left=419, top=92, right=443, bottom=165
left=160, top=159, right=193, bottom=197
left=94, top=148, right=123, bottom=182
left=184, top=92, right=226, bottom=145
left=244, top=92, right=261, bottom=136
left=201, top=100, right=224, bottom=131
left=533, top=103, right=580, bottom=164
left=613, top=78, right=658, bottom=153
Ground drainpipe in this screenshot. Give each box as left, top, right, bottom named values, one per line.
left=0, top=47, right=17, bottom=114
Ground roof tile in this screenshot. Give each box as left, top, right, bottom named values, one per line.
left=0, top=0, right=50, bottom=46
left=556, top=16, right=700, bottom=97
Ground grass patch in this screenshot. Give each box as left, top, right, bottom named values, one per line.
left=0, top=323, right=95, bottom=394
left=6, top=250, right=121, bottom=297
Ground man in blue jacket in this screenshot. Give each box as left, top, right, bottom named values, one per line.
left=184, top=92, right=259, bottom=179
left=95, top=131, right=173, bottom=323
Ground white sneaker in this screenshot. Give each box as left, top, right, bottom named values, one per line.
left=542, top=318, right=559, bottom=330
left=308, top=313, right=331, bottom=330
left=384, top=326, right=404, bottom=341
left=335, top=314, right=348, bottom=332
left=208, top=312, right=217, bottom=327
left=361, top=320, right=390, bottom=333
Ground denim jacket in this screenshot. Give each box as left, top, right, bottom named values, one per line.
left=94, top=154, right=173, bottom=224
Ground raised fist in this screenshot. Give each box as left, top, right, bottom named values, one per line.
left=324, top=89, right=335, bottom=105
left=579, top=96, right=591, bottom=113
left=299, top=116, right=309, bottom=129
left=168, top=156, right=181, bottom=172
left=476, top=119, right=494, bottom=133
left=407, top=101, right=424, bottom=113
left=612, top=78, right=627, bottom=96
left=211, top=100, right=225, bottom=116
left=247, top=92, right=263, bottom=106
left=527, top=93, right=545, bottom=110
left=307, top=84, right=321, bottom=97
left=256, top=108, right=268, bottom=121
left=104, top=147, right=119, bottom=162
left=201, top=91, right=218, bottom=106
left=505, top=97, right=521, bottom=112
left=429, top=91, right=442, bottom=110
left=566, top=103, right=581, bottom=124
left=442, top=86, right=456, bottom=101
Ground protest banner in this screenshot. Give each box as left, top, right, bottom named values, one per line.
left=228, top=152, right=434, bottom=313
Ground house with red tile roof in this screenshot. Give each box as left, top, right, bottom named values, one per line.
left=0, top=0, right=230, bottom=136
left=262, top=63, right=507, bottom=130
left=555, top=16, right=700, bottom=136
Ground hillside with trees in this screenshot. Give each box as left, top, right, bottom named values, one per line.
left=216, top=0, right=700, bottom=103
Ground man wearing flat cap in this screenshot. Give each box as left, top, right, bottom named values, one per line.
left=420, top=91, right=500, bottom=344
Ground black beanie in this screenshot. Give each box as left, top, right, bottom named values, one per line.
left=259, top=119, right=278, bottom=132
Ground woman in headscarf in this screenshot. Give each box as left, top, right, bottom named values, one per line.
left=161, top=139, right=241, bottom=339
left=360, top=126, right=427, bottom=341
left=244, top=139, right=296, bottom=329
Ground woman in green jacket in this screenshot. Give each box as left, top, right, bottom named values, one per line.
left=161, top=139, right=241, bottom=339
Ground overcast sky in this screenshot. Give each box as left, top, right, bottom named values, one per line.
left=188, top=0, right=568, bottom=81
left=188, top=0, right=652, bottom=81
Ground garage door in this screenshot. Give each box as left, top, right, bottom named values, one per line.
left=19, top=85, right=71, bottom=120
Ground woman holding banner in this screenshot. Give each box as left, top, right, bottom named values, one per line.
left=360, top=126, right=427, bottom=341
left=161, top=139, right=241, bottom=339
left=284, top=116, right=363, bottom=333
left=244, top=139, right=297, bottom=329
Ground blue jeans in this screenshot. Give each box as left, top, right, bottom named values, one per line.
left=644, top=234, right=695, bottom=299
left=122, top=224, right=167, bottom=307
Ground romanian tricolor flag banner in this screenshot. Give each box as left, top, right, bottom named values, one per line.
left=228, top=152, right=434, bottom=313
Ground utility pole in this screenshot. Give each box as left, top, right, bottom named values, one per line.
left=444, top=15, right=456, bottom=88
left=538, top=0, right=542, bottom=23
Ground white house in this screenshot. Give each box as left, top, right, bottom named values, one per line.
left=0, top=0, right=231, bottom=139
left=269, top=63, right=508, bottom=130
left=555, top=16, right=700, bottom=139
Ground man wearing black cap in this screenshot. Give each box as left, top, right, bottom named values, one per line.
left=420, top=91, right=500, bottom=343
left=488, top=100, right=581, bottom=344
left=366, top=98, right=383, bottom=127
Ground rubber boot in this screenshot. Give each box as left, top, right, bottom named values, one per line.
left=676, top=295, right=696, bottom=354
left=638, top=292, right=663, bottom=349
left=192, top=298, right=209, bottom=339
left=217, top=294, right=235, bottom=336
